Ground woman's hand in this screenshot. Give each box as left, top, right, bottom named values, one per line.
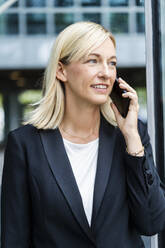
left=111, top=78, right=144, bottom=156
left=111, top=77, right=139, bottom=136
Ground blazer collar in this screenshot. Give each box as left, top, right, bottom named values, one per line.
left=39, top=126, right=94, bottom=243
left=91, top=116, right=117, bottom=225
left=39, top=116, right=117, bottom=240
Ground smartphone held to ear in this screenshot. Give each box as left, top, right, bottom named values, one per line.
left=110, top=78, right=130, bottom=118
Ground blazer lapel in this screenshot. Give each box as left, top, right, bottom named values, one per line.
left=91, top=117, right=117, bottom=225
left=39, top=128, right=94, bottom=243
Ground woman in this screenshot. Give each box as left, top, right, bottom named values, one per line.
left=1, top=22, right=165, bottom=248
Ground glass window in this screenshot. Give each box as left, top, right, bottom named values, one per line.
left=54, top=0, right=73, bottom=7
left=109, top=0, right=128, bottom=7
left=11, top=0, right=18, bottom=7
left=110, top=13, right=128, bottom=34
left=0, top=14, right=19, bottom=35
left=82, top=13, right=101, bottom=24
left=81, top=0, right=100, bottom=7
left=136, top=0, right=144, bottom=6
left=54, top=13, right=74, bottom=34
left=0, top=0, right=18, bottom=7
left=26, top=14, right=46, bottom=34
left=26, top=0, right=45, bottom=7
left=136, top=13, right=145, bottom=33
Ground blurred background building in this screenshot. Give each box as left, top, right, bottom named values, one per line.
left=0, top=0, right=146, bottom=145
left=2, top=0, right=163, bottom=247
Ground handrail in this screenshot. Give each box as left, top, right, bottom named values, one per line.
left=0, top=0, right=18, bottom=14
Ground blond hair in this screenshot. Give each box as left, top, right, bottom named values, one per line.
left=25, top=22, right=117, bottom=129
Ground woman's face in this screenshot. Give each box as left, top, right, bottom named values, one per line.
left=61, top=37, right=117, bottom=107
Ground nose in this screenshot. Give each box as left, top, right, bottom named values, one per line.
left=98, top=63, right=111, bottom=79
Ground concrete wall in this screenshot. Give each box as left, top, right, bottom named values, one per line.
left=0, top=34, right=145, bottom=69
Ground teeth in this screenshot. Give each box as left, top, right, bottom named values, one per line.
left=93, top=85, right=107, bottom=89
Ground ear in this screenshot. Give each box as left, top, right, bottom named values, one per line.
left=56, top=62, right=67, bottom=82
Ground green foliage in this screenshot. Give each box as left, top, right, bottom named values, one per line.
left=0, top=94, right=2, bottom=107
left=18, top=90, right=42, bottom=122
left=135, top=87, right=147, bottom=106
left=18, top=90, right=42, bottom=104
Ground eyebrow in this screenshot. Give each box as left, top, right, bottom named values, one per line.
left=88, top=53, right=117, bottom=60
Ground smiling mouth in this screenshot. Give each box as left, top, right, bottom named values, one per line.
left=91, top=84, right=108, bottom=89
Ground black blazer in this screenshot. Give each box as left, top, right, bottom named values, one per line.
left=1, top=117, right=165, bottom=248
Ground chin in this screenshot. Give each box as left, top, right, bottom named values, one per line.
left=91, top=95, right=108, bottom=105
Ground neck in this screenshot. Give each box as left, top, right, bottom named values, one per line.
left=60, top=100, right=100, bottom=142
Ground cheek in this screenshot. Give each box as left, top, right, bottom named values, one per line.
left=69, top=68, right=88, bottom=84
left=111, top=69, right=117, bottom=82
left=113, top=67, right=117, bottom=76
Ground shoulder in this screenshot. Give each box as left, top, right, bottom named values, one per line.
left=101, top=115, right=148, bottom=137
left=101, top=115, right=123, bottom=142
left=10, top=124, right=38, bottom=136
left=7, top=124, right=40, bottom=145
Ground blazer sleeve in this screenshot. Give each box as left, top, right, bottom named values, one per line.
left=124, top=120, right=165, bottom=236
left=1, top=131, right=32, bottom=248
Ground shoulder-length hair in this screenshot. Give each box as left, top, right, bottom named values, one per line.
left=25, top=22, right=117, bottom=129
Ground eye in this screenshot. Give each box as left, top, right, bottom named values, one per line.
left=108, top=61, right=117, bottom=66
left=87, top=59, right=97, bottom=64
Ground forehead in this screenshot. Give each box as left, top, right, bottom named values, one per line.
left=89, top=38, right=116, bottom=58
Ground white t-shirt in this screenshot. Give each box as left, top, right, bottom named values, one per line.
left=63, top=138, right=99, bottom=225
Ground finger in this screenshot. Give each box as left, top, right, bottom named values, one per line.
left=119, top=83, right=136, bottom=94
left=122, top=92, right=138, bottom=103
left=122, top=92, right=139, bottom=113
left=118, top=78, right=136, bottom=93
left=118, top=77, right=131, bottom=86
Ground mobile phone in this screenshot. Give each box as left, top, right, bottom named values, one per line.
left=110, top=78, right=130, bottom=118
